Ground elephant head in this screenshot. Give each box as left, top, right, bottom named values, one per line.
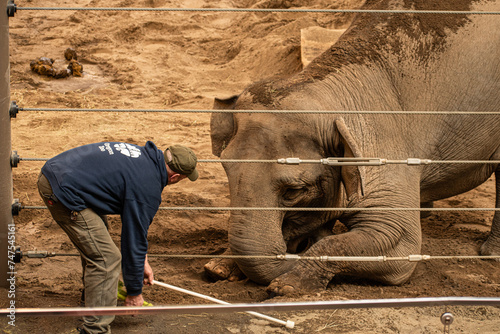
left=211, top=95, right=366, bottom=284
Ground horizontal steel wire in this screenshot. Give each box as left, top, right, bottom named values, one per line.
left=19, top=107, right=500, bottom=114
left=21, top=205, right=500, bottom=212
left=155, top=254, right=500, bottom=261
left=162, top=207, right=498, bottom=212
left=16, top=157, right=500, bottom=164
left=15, top=7, right=500, bottom=15
left=17, top=157, right=47, bottom=161
left=2, top=297, right=499, bottom=317
left=21, top=250, right=500, bottom=262
left=152, top=254, right=500, bottom=261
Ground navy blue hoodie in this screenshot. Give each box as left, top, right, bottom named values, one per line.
left=42, top=141, right=168, bottom=296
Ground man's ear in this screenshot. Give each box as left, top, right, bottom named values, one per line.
left=211, top=96, right=238, bottom=157
left=169, top=173, right=183, bottom=184
left=334, top=118, right=365, bottom=200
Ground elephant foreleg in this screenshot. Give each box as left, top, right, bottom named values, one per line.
left=204, top=249, right=246, bottom=282
left=267, top=211, right=421, bottom=296
left=480, top=168, right=500, bottom=259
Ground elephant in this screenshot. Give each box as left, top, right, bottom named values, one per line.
left=204, top=0, right=500, bottom=295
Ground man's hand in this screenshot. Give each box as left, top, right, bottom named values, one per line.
left=144, top=255, right=154, bottom=286
left=124, top=294, right=144, bottom=307
left=123, top=255, right=154, bottom=307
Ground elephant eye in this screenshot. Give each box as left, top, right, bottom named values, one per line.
left=283, top=186, right=306, bottom=201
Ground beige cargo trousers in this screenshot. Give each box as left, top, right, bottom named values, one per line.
left=37, top=172, right=121, bottom=334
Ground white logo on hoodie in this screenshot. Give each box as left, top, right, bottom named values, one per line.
left=113, top=143, right=142, bottom=158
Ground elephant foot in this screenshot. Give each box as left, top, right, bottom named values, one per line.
left=266, top=268, right=330, bottom=297
left=480, top=239, right=500, bottom=262
left=204, top=254, right=246, bottom=282
left=267, top=277, right=296, bottom=296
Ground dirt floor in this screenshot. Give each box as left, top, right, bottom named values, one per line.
left=1, top=0, right=499, bottom=333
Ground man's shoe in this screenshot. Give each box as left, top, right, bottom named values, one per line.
left=77, top=327, right=89, bottom=334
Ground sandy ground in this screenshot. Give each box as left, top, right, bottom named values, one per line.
left=1, top=0, right=499, bottom=333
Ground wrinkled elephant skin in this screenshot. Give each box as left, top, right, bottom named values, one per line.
left=207, top=0, right=500, bottom=295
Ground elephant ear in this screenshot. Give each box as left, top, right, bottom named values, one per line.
left=211, top=96, right=239, bottom=157
left=334, top=118, right=366, bottom=201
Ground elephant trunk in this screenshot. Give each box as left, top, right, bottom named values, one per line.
left=228, top=210, right=292, bottom=284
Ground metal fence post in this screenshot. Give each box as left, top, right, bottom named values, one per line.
left=0, top=0, right=13, bottom=289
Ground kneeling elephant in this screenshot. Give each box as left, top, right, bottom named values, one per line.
left=205, top=0, right=500, bottom=295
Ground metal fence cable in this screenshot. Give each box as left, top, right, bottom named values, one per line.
left=16, top=157, right=500, bottom=165
left=18, top=107, right=500, bottom=114
left=153, top=254, right=500, bottom=261
left=20, top=205, right=500, bottom=212
left=14, top=7, right=500, bottom=15
left=15, top=250, right=500, bottom=262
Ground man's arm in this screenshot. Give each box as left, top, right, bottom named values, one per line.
left=120, top=199, right=158, bottom=297
left=125, top=256, right=154, bottom=306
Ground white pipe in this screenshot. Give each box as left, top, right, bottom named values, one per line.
left=152, top=280, right=295, bottom=329
left=3, top=297, right=500, bottom=317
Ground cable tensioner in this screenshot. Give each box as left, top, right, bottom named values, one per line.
left=12, top=199, right=22, bottom=216
left=11, top=151, right=20, bottom=168
left=9, top=101, right=19, bottom=118
left=13, top=246, right=59, bottom=263
left=7, top=1, right=16, bottom=18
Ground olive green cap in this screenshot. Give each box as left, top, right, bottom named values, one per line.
left=165, top=145, right=199, bottom=181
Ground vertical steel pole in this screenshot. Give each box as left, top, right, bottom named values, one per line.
left=0, top=0, right=13, bottom=289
